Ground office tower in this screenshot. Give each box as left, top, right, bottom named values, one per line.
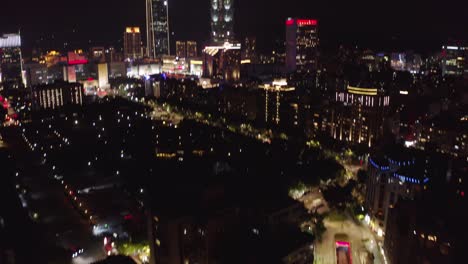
left=242, top=37, right=257, bottom=63
left=124, top=27, right=143, bottom=60
left=0, top=33, right=24, bottom=88
left=186, top=41, right=197, bottom=58
left=330, top=85, right=390, bottom=147
left=285, top=18, right=319, bottom=73
left=175, top=41, right=186, bottom=58
left=211, top=0, right=234, bottom=44
left=146, top=0, right=170, bottom=58
left=259, top=79, right=297, bottom=126
left=441, top=44, right=468, bottom=76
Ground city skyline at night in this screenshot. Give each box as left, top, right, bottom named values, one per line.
left=0, top=1, right=467, bottom=264
left=1, top=0, right=467, bottom=54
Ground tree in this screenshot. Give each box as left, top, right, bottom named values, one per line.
left=357, top=169, right=367, bottom=184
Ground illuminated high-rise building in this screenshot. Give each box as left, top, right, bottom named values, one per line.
left=211, top=0, right=234, bottom=44
left=285, top=18, right=319, bottom=73
left=0, top=33, right=24, bottom=88
left=146, top=0, right=170, bottom=58
left=175, top=41, right=186, bottom=58
left=124, top=27, right=143, bottom=60
left=329, top=85, right=390, bottom=147
left=242, top=37, right=257, bottom=63
left=186, top=41, right=197, bottom=58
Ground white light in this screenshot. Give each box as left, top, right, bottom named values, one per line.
left=364, top=214, right=370, bottom=224
left=377, top=228, right=383, bottom=237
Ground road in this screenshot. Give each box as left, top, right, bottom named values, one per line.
left=314, top=218, right=384, bottom=264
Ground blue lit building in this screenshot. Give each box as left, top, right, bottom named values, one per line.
left=365, top=149, right=428, bottom=237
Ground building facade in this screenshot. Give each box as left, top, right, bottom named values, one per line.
left=175, top=41, right=186, bottom=59
left=258, top=79, right=298, bottom=127
left=211, top=0, right=234, bottom=44
left=186, top=41, right=197, bottom=58
left=203, top=42, right=241, bottom=82
left=32, top=82, right=83, bottom=110
left=242, top=37, right=257, bottom=63
left=0, top=33, right=24, bottom=89
left=285, top=18, right=319, bottom=73
left=328, top=85, right=390, bottom=147
left=124, top=27, right=143, bottom=61
left=384, top=199, right=453, bottom=264
left=146, top=0, right=170, bottom=58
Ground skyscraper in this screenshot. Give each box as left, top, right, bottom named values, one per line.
left=124, top=27, right=143, bottom=61
left=242, top=37, right=257, bottom=63
left=211, top=0, right=234, bottom=44
left=176, top=41, right=186, bottom=58
left=146, top=0, right=170, bottom=58
left=186, top=41, right=197, bottom=58
left=285, top=18, right=319, bottom=73
left=0, top=33, right=24, bottom=88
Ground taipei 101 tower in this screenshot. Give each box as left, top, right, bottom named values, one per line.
left=210, top=0, right=234, bottom=44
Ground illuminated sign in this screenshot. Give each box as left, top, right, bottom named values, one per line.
left=297, top=19, right=318, bottom=26
left=126, top=27, right=140, bottom=33
left=68, top=51, right=88, bottom=65
left=68, top=60, right=89, bottom=65
left=399, top=90, right=409, bottom=95
left=0, top=34, right=21, bottom=48
left=335, top=241, right=350, bottom=247
left=204, top=42, right=241, bottom=56
left=190, top=60, right=203, bottom=65
left=286, top=19, right=318, bottom=27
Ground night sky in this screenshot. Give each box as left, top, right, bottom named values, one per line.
left=1, top=0, right=467, bottom=54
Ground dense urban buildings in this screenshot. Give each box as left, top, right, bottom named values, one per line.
left=146, top=0, right=170, bottom=58
left=441, top=44, right=468, bottom=76
left=0, top=1, right=467, bottom=264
